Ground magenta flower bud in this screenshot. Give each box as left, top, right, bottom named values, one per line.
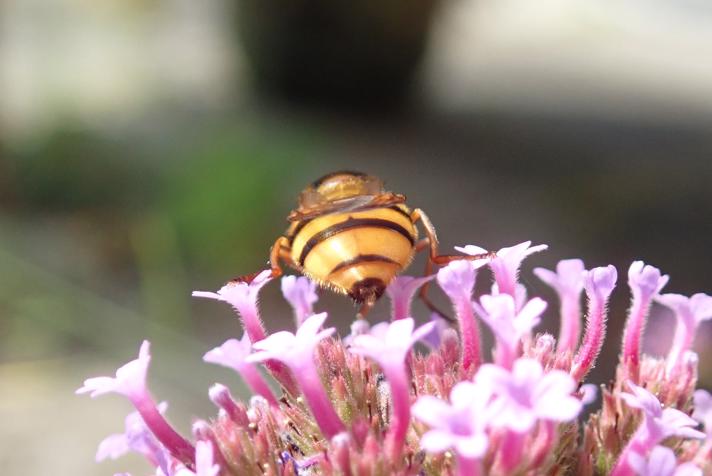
left=475, top=294, right=546, bottom=369
left=350, top=317, right=436, bottom=458
left=76, top=341, right=195, bottom=467
left=464, top=241, right=547, bottom=300
left=385, top=274, right=435, bottom=321
left=203, top=334, right=279, bottom=407
left=612, top=381, right=705, bottom=476
left=533, top=259, right=586, bottom=352
left=437, top=260, right=483, bottom=372
left=413, top=381, right=492, bottom=476
left=621, top=261, right=669, bottom=382
left=208, top=384, right=247, bottom=426
left=571, top=265, right=617, bottom=382
left=192, top=270, right=272, bottom=343
left=281, top=275, right=318, bottom=326
left=247, top=312, right=345, bottom=439
left=655, top=293, right=712, bottom=375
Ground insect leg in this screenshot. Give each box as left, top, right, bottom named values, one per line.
left=411, top=208, right=494, bottom=321
left=269, top=235, right=295, bottom=278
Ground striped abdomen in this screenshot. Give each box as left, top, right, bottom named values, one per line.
left=288, top=206, right=417, bottom=302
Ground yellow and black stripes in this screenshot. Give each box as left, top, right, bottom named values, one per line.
left=288, top=206, right=418, bottom=301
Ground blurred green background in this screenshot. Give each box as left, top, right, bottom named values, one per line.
left=1, top=0, right=711, bottom=474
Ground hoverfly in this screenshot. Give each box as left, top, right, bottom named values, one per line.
left=240, top=171, right=491, bottom=318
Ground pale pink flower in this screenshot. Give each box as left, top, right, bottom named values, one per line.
left=692, top=389, right=712, bottom=438
left=247, top=312, right=344, bottom=438
left=460, top=241, right=547, bottom=299
left=350, top=318, right=435, bottom=457
left=571, top=265, right=617, bottom=382
left=173, top=441, right=220, bottom=476
left=534, top=259, right=586, bottom=352
left=612, top=381, right=705, bottom=476
left=655, top=293, right=712, bottom=375
left=475, top=358, right=582, bottom=433
left=628, top=446, right=702, bottom=476
left=77, top=341, right=195, bottom=466
left=96, top=403, right=170, bottom=473
left=622, top=262, right=669, bottom=381
left=281, top=275, right=318, bottom=326
left=203, top=334, right=278, bottom=407
left=475, top=294, right=546, bottom=369
left=437, top=260, right=484, bottom=371
left=386, top=274, right=435, bottom=321
left=192, top=270, right=272, bottom=343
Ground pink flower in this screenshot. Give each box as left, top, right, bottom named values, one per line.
left=460, top=241, right=547, bottom=299
left=533, top=259, right=586, bottom=352
left=655, top=293, right=712, bottom=375
left=475, top=294, right=546, bottom=369
left=247, top=313, right=345, bottom=438
left=350, top=318, right=435, bottom=457
left=174, top=441, right=220, bottom=476
left=413, top=381, right=492, bottom=476
left=437, top=260, right=485, bottom=371
left=386, top=274, right=435, bottom=321
left=203, top=334, right=278, bottom=407
left=208, top=384, right=247, bottom=426
left=628, top=446, right=702, bottom=476
left=692, top=389, right=712, bottom=438
left=192, top=270, right=272, bottom=343
left=77, top=341, right=195, bottom=467
left=571, top=265, right=617, bottom=382
left=475, top=358, right=582, bottom=433
left=612, top=381, right=705, bottom=476
left=96, top=403, right=170, bottom=473
left=621, top=262, right=669, bottom=381
left=281, top=275, right=318, bottom=326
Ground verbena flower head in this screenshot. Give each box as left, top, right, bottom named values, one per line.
left=80, top=243, right=712, bottom=476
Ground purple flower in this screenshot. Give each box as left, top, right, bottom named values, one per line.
left=413, top=381, right=492, bottom=476
left=622, top=262, right=669, bottom=382
left=655, top=293, right=712, bottom=375
left=475, top=358, right=582, bottom=433
left=475, top=294, right=546, bottom=369
left=350, top=318, right=435, bottom=457
left=203, top=334, right=278, bottom=407
left=460, top=241, right=547, bottom=299
left=612, top=381, right=705, bottom=476
left=281, top=275, right=318, bottom=326
left=437, top=260, right=484, bottom=371
left=571, top=265, right=617, bottom=382
left=77, top=341, right=195, bottom=467
left=385, top=274, right=435, bottom=321
left=533, top=259, right=586, bottom=352
left=628, top=446, right=702, bottom=476
left=96, top=403, right=170, bottom=474
left=692, top=389, right=712, bottom=438
left=420, top=312, right=451, bottom=350
left=247, top=312, right=345, bottom=438
left=192, top=270, right=272, bottom=343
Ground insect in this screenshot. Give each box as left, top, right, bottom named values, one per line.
left=239, top=171, right=491, bottom=318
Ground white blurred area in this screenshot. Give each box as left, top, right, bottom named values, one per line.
left=3, top=0, right=712, bottom=141
left=425, top=0, right=712, bottom=121
left=0, top=0, right=238, bottom=141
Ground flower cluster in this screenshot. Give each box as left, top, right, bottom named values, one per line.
left=78, top=241, right=712, bottom=475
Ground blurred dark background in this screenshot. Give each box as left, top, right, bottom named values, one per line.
left=1, top=0, right=711, bottom=474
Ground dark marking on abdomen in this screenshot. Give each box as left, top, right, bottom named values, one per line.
left=298, top=217, right=415, bottom=266
left=328, top=254, right=399, bottom=276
